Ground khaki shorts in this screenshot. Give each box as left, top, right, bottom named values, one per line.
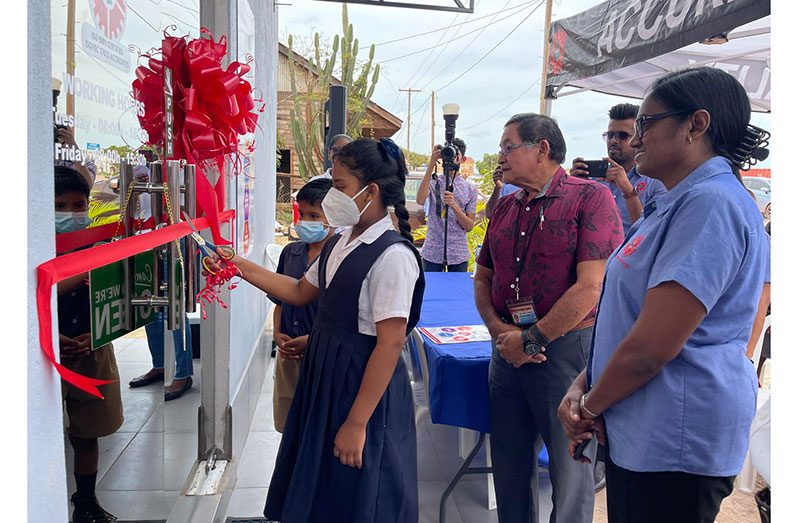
left=272, top=353, right=302, bottom=433
left=61, top=343, right=124, bottom=439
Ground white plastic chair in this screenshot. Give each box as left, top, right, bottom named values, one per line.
left=735, top=315, right=772, bottom=493
left=406, top=329, right=431, bottom=427
left=264, top=243, right=284, bottom=272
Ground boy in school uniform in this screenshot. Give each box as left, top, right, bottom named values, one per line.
left=270, top=178, right=334, bottom=432
left=55, top=166, right=124, bottom=523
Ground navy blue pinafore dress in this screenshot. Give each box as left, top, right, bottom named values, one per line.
left=264, top=229, right=425, bottom=523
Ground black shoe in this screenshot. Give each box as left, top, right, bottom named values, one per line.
left=71, top=493, right=118, bottom=523
left=164, top=376, right=193, bottom=401
left=593, top=460, right=606, bottom=492
left=128, top=370, right=164, bottom=388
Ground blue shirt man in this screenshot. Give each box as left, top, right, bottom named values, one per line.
left=589, top=156, right=770, bottom=477
left=571, top=103, right=667, bottom=235
left=604, top=167, right=666, bottom=235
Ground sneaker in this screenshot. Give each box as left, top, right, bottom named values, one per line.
left=71, top=493, right=118, bottom=523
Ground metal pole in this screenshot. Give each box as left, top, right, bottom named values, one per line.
left=166, top=160, right=184, bottom=331
left=184, top=163, right=197, bottom=314
left=119, top=160, right=136, bottom=330
left=539, top=0, right=554, bottom=116
left=431, top=91, right=436, bottom=153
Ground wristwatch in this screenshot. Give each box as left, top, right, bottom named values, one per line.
left=521, top=323, right=550, bottom=356
left=623, top=187, right=639, bottom=200
left=520, top=329, right=544, bottom=356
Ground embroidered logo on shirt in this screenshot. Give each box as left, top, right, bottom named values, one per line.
left=622, top=235, right=644, bottom=257
left=636, top=181, right=647, bottom=193
left=615, top=235, right=644, bottom=269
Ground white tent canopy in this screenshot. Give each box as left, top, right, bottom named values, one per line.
left=557, top=17, right=770, bottom=112
left=546, top=0, right=771, bottom=112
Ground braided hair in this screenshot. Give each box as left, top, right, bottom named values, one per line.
left=334, top=138, right=414, bottom=243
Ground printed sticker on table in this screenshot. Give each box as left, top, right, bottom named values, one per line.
left=419, top=325, right=492, bottom=345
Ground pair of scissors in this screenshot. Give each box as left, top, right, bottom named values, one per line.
left=181, top=211, right=235, bottom=272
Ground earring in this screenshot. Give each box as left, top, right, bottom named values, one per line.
left=688, top=135, right=693, bottom=144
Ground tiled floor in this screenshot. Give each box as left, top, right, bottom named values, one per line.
left=224, top=357, right=555, bottom=522
left=63, top=329, right=201, bottom=521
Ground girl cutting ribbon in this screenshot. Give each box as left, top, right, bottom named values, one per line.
left=205, top=138, right=425, bottom=522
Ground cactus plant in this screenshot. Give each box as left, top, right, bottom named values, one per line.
left=287, top=4, right=381, bottom=180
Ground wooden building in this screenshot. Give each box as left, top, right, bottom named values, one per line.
left=276, top=43, right=402, bottom=202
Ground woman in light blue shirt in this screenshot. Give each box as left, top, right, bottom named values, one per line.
left=557, top=67, right=771, bottom=523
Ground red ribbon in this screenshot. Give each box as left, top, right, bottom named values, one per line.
left=131, top=28, right=262, bottom=246
left=37, top=210, right=235, bottom=399
left=55, top=218, right=157, bottom=254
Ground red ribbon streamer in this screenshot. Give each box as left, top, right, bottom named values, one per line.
left=37, top=210, right=235, bottom=399
left=55, top=218, right=157, bottom=254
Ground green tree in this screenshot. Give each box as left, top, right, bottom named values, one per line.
left=402, top=148, right=431, bottom=171
left=287, top=4, right=380, bottom=180
left=475, top=153, right=499, bottom=194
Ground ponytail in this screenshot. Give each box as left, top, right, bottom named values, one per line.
left=393, top=201, right=414, bottom=243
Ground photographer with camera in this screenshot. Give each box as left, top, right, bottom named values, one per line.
left=571, top=103, right=666, bottom=235
left=415, top=136, right=477, bottom=272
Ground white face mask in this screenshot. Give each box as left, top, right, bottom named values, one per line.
left=321, top=185, right=373, bottom=227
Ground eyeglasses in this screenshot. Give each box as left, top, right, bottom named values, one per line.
left=602, top=131, right=632, bottom=143
left=498, top=140, right=541, bottom=156
left=634, top=110, right=691, bottom=139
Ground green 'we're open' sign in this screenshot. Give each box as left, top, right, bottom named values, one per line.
left=89, top=250, right=157, bottom=349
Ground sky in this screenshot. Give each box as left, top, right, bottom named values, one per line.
left=278, top=0, right=771, bottom=168
left=49, top=0, right=770, bottom=170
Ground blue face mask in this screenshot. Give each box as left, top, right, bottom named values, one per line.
left=55, top=211, right=92, bottom=233
left=295, top=220, right=329, bottom=243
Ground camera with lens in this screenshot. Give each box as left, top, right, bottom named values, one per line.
left=439, top=103, right=461, bottom=188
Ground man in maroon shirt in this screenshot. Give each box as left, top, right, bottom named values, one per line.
left=475, top=113, right=623, bottom=522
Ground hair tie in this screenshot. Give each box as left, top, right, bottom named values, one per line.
left=732, top=124, right=770, bottom=171
left=378, top=138, right=404, bottom=164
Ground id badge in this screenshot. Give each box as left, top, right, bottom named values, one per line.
left=505, top=297, right=538, bottom=327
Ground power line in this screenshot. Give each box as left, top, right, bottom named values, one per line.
left=360, top=0, right=538, bottom=50
left=394, top=12, right=461, bottom=112
left=418, top=0, right=513, bottom=91
left=459, top=80, right=540, bottom=131
left=128, top=4, right=161, bottom=33
left=409, top=0, right=480, bottom=91
left=379, top=1, right=538, bottom=64
left=436, top=0, right=545, bottom=94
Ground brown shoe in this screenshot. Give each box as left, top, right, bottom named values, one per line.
left=128, top=368, right=164, bottom=388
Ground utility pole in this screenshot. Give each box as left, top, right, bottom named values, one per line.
left=539, top=0, right=554, bottom=116
left=430, top=90, right=436, bottom=153
left=66, top=0, right=76, bottom=118
left=399, top=88, right=421, bottom=154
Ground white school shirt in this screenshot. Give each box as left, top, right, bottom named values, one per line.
left=304, top=214, right=420, bottom=336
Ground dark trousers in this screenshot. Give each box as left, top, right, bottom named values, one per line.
left=422, top=259, right=469, bottom=272
left=489, top=327, right=596, bottom=523
left=605, top=453, right=734, bottom=523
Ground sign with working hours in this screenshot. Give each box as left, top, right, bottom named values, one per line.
left=89, top=250, right=157, bottom=349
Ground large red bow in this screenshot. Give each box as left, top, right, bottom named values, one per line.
left=131, top=28, right=262, bottom=245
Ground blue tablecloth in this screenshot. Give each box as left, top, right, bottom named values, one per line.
left=418, top=272, right=493, bottom=433
left=418, top=272, right=549, bottom=466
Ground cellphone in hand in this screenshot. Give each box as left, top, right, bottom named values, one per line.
left=573, top=431, right=596, bottom=461
left=582, top=160, right=609, bottom=179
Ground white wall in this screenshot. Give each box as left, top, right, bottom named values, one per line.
left=28, top=0, right=68, bottom=520
left=228, top=0, right=278, bottom=400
